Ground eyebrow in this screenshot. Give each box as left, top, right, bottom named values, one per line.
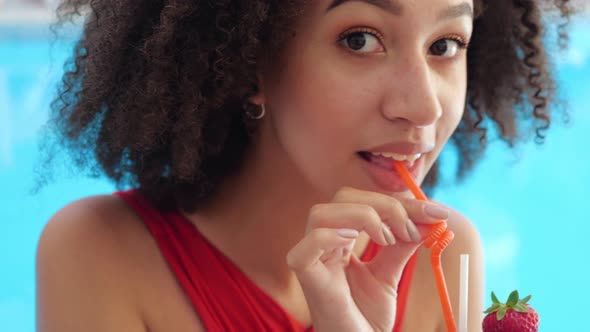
left=327, top=0, right=474, bottom=20
left=327, top=0, right=403, bottom=15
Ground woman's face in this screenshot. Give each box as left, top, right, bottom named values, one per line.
left=256, top=0, right=474, bottom=196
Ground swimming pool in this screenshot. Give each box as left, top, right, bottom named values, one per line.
left=1, top=16, right=589, bottom=332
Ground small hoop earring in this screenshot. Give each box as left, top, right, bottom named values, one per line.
left=247, top=103, right=266, bottom=120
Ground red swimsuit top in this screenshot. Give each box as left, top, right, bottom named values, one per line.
left=116, top=189, right=415, bottom=332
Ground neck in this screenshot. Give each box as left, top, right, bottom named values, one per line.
left=188, top=132, right=328, bottom=288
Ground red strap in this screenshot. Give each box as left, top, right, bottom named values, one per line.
left=392, top=249, right=419, bottom=332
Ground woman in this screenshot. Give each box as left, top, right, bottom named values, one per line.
left=36, top=0, right=573, bottom=331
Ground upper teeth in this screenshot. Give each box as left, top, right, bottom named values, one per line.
left=370, top=152, right=422, bottom=162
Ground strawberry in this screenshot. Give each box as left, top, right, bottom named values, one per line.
left=482, top=290, right=539, bottom=332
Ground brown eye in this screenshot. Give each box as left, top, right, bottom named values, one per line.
left=429, top=38, right=467, bottom=57
left=346, top=32, right=368, bottom=51
left=339, top=29, right=384, bottom=54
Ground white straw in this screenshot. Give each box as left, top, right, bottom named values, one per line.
left=459, top=254, right=470, bottom=332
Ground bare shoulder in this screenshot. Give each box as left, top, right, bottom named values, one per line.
left=438, top=203, right=483, bottom=277
left=36, top=195, right=149, bottom=332
left=37, top=195, right=146, bottom=272
left=36, top=195, right=206, bottom=332
left=444, top=205, right=482, bottom=250
left=38, top=195, right=144, bottom=251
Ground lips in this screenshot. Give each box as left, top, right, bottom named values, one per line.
left=357, top=149, right=427, bottom=192
left=365, top=142, right=435, bottom=156
left=358, top=151, right=422, bottom=171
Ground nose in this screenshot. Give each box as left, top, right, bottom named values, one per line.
left=380, top=56, right=442, bottom=128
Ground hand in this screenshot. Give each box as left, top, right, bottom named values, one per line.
left=286, top=187, right=449, bottom=332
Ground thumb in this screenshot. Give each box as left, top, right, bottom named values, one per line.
left=367, top=241, right=423, bottom=287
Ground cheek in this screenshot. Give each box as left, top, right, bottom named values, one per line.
left=438, top=71, right=467, bottom=141
left=430, top=82, right=467, bottom=167
left=263, top=54, right=375, bottom=193
left=440, top=103, right=464, bottom=141
left=268, top=55, right=372, bottom=153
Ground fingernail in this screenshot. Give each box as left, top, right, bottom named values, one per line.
left=344, top=241, right=354, bottom=253
left=381, top=224, right=397, bottom=245
left=406, top=219, right=422, bottom=243
left=337, top=229, right=360, bottom=239
left=425, top=204, right=449, bottom=220
left=341, top=247, right=348, bottom=257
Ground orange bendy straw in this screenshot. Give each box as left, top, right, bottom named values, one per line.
left=392, top=161, right=457, bottom=332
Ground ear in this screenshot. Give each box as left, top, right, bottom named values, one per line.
left=248, top=93, right=265, bottom=106
left=247, top=73, right=266, bottom=106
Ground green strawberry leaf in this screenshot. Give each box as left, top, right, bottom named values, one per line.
left=507, top=290, right=519, bottom=307
left=497, top=306, right=509, bottom=320
left=491, top=291, right=500, bottom=304
left=484, top=303, right=502, bottom=314
left=487, top=289, right=535, bottom=319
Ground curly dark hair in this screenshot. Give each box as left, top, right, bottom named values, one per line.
left=45, top=0, right=575, bottom=211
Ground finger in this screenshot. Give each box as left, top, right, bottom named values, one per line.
left=395, top=197, right=450, bottom=242
left=368, top=201, right=448, bottom=285
left=320, top=246, right=353, bottom=266
left=341, top=240, right=355, bottom=265
left=396, top=196, right=450, bottom=224
left=332, top=187, right=445, bottom=244
left=286, top=228, right=359, bottom=283
left=308, top=203, right=395, bottom=247
left=367, top=241, right=423, bottom=287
